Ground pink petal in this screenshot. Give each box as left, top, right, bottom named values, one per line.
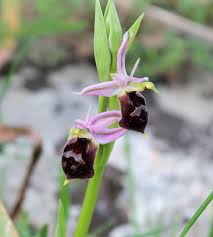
left=80, top=81, right=119, bottom=96
left=89, top=111, right=122, bottom=131
left=117, top=32, right=129, bottom=77
left=111, top=73, right=128, bottom=87
left=92, top=127, right=127, bottom=144
left=128, top=76, right=149, bottom=83
left=130, top=58, right=140, bottom=77
left=75, top=119, right=87, bottom=129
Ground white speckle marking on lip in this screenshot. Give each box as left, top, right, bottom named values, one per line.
left=71, top=165, right=77, bottom=170
left=86, top=144, right=90, bottom=153
left=63, top=150, right=73, bottom=158
left=136, top=91, right=143, bottom=98
left=130, top=104, right=147, bottom=117
left=73, top=153, right=85, bottom=164
left=130, top=106, right=142, bottom=117
left=63, top=150, right=85, bottom=164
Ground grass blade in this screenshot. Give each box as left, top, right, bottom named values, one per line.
left=209, top=216, right=213, bottom=237
left=179, top=191, right=213, bottom=237
left=34, top=225, right=48, bottom=237
left=54, top=200, right=66, bottom=237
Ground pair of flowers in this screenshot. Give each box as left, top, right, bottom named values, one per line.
left=62, top=32, right=157, bottom=179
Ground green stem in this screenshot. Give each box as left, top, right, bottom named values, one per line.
left=179, top=191, right=213, bottom=237
left=74, top=145, right=111, bottom=237
left=98, top=96, right=108, bottom=113
left=124, top=135, right=138, bottom=229
left=74, top=94, right=114, bottom=237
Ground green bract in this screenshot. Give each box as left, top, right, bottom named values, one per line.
left=127, top=13, right=144, bottom=51
left=104, top=0, right=122, bottom=71
left=94, top=0, right=111, bottom=82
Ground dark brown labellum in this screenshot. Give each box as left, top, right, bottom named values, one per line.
left=119, top=91, right=148, bottom=133
left=61, top=137, right=97, bottom=179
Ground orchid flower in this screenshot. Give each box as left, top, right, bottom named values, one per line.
left=80, top=32, right=158, bottom=97
left=80, top=32, right=158, bottom=133
left=62, top=111, right=127, bottom=179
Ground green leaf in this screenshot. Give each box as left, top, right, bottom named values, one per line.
left=0, top=201, right=20, bottom=237
left=104, top=0, right=122, bottom=72
left=104, top=0, right=122, bottom=109
left=15, top=213, right=31, bottom=237
left=127, top=13, right=144, bottom=51
left=94, top=0, right=111, bottom=82
left=104, top=0, right=110, bottom=22
left=209, top=216, right=213, bottom=237
left=34, top=225, right=48, bottom=237
left=54, top=200, right=66, bottom=237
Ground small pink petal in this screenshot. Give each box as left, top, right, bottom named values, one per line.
left=128, top=76, right=149, bottom=83
left=111, top=73, right=128, bottom=87
left=89, top=111, right=121, bottom=131
left=92, top=127, right=127, bottom=144
left=80, top=81, right=119, bottom=96
left=75, top=119, right=87, bottom=129
left=130, top=58, right=140, bottom=77
left=117, top=32, right=129, bottom=77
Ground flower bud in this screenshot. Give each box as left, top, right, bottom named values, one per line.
left=119, top=91, right=148, bottom=133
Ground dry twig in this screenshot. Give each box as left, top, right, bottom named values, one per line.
left=0, top=124, right=42, bottom=220
left=145, top=5, right=213, bottom=43
left=117, top=0, right=213, bottom=43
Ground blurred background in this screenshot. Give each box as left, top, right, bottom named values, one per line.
left=0, top=0, right=212, bottom=236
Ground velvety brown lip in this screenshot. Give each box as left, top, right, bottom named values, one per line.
left=62, top=137, right=97, bottom=179
left=119, top=91, right=148, bottom=133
